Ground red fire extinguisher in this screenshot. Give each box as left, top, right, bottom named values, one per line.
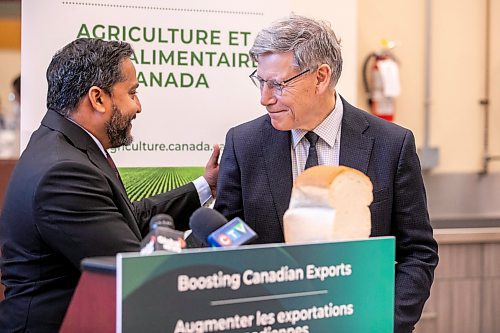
left=362, top=40, right=400, bottom=122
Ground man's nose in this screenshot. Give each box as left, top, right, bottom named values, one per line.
left=136, top=96, right=142, bottom=113
left=260, top=84, right=277, bottom=106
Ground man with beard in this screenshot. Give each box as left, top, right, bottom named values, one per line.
left=0, top=38, right=220, bottom=332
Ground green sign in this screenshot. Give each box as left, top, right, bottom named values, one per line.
left=117, top=237, right=395, bottom=333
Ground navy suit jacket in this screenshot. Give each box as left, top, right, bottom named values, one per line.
left=0, top=110, right=200, bottom=332
left=215, top=97, right=439, bottom=333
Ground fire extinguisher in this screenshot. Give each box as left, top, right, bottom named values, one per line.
left=362, top=40, right=400, bottom=122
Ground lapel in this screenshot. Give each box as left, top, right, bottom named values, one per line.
left=339, top=97, right=374, bottom=174
left=261, top=116, right=293, bottom=226
left=41, top=110, right=142, bottom=239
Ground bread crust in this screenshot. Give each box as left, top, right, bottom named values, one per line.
left=294, top=166, right=369, bottom=188
left=284, top=165, right=374, bottom=242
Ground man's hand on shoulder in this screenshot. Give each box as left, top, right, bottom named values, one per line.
left=204, top=144, right=220, bottom=198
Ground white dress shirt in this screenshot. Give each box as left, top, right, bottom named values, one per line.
left=290, top=91, right=343, bottom=181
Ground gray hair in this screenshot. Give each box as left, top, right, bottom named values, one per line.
left=250, top=14, right=342, bottom=88
left=46, top=38, right=133, bottom=116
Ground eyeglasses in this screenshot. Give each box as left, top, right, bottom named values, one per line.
left=249, top=68, right=310, bottom=96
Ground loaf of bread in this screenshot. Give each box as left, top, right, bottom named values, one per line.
left=283, top=165, right=373, bottom=243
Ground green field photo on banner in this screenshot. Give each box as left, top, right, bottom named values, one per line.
left=120, top=167, right=203, bottom=201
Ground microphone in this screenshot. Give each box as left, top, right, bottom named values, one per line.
left=189, top=207, right=258, bottom=247
left=189, top=207, right=228, bottom=247
left=140, top=214, right=186, bottom=255
left=207, top=217, right=258, bottom=247
left=150, top=213, right=175, bottom=229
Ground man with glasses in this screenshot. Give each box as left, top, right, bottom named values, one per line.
left=214, top=14, right=438, bottom=333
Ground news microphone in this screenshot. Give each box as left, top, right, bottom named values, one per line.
left=189, top=207, right=228, bottom=247
left=188, top=207, right=258, bottom=247
left=150, top=213, right=175, bottom=229
left=140, top=214, right=186, bottom=255
left=207, top=217, right=258, bottom=247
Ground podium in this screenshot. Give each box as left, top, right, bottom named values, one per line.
left=61, top=237, right=395, bottom=333
left=60, top=256, right=117, bottom=332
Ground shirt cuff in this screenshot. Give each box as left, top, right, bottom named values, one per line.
left=192, top=176, right=213, bottom=206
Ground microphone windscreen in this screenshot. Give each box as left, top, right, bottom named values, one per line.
left=189, top=207, right=228, bottom=245
left=150, top=214, right=174, bottom=230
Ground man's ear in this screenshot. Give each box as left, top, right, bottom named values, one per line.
left=88, top=86, right=107, bottom=113
left=315, top=64, right=332, bottom=94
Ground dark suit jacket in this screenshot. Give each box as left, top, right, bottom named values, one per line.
left=214, top=97, right=439, bottom=333
left=0, top=110, right=200, bottom=332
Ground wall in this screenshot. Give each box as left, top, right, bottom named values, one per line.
left=12, top=0, right=499, bottom=174
left=0, top=3, right=21, bottom=159
left=489, top=0, right=500, bottom=171
left=358, top=0, right=500, bottom=173
left=291, top=0, right=358, bottom=103
left=357, top=0, right=425, bottom=138
left=3, top=0, right=500, bottom=172
left=0, top=17, right=21, bottom=129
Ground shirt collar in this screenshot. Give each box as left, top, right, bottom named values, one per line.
left=67, top=117, right=107, bottom=157
left=291, top=91, right=344, bottom=148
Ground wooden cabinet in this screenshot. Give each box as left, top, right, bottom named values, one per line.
left=415, top=229, right=500, bottom=333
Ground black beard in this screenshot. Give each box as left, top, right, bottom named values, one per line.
left=106, top=104, right=134, bottom=148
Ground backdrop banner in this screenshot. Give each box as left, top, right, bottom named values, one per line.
left=21, top=0, right=289, bottom=199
